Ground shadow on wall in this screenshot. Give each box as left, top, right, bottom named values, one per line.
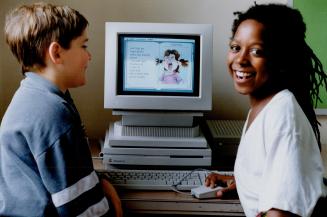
left=318, top=116, right=327, bottom=177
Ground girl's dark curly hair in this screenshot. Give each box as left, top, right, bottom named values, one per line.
left=231, top=3, right=327, bottom=150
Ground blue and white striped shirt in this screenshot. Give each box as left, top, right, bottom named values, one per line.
left=0, top=72, right=109, bottom=216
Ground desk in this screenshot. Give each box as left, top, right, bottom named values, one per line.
left=91, top=141, right=245, bottom=216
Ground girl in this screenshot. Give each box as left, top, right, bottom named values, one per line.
left=206, top=4, right=327, bottom=217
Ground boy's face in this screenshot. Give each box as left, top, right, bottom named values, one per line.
left=60, top=29, right=91, bottom=89
left=227, top=19, right=269, bottom=96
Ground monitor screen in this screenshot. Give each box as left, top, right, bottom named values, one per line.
left=104, top=22, right=212, bottom=111
left=117, top=34, right=200, bottom=96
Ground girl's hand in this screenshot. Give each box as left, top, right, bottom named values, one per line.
left=205, top=173, right=236, bottom=198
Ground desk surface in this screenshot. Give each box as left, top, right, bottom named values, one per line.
left=91, top=141, right=245, bottom=216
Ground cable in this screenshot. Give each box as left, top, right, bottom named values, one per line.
left=169, top=168, right=235, bottom=196
left=170, top=168, right=211, bottom=195
left=169, top=186, right=193, bottom=196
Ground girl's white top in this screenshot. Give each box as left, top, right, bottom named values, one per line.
left=234, top=89, right=326, bottom=217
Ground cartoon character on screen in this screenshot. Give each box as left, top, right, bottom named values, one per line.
left=156, top=49, right=188, bottom=84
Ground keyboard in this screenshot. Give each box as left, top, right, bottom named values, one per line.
left=98, top=169, right=212, bottom=191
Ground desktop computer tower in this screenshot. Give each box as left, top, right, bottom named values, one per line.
left=102, top=121, right=212, bottom=169
left=102, top=119, right=245, bottom=170
left=203, top=120, right=245, bottom=170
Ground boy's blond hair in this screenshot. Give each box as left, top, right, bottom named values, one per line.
left=4, top=2, right=88, bottom=74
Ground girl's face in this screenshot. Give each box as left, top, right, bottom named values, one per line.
left=227, top=19, right=269, bottom=96
left=164, top=54, right=179, bottom=73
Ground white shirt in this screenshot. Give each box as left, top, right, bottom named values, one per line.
left=234, top=89, right=326, bottom=217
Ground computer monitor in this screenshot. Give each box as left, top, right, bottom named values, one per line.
left=104, top=22, right=213, bottom=126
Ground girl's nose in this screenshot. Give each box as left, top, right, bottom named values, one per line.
left=235, top=50, right=249, bottom=65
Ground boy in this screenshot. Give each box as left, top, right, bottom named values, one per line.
left=0, top=2, right=122, bottom=216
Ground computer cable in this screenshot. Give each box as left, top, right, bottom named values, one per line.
left=169, top=168, right=211, bottom=196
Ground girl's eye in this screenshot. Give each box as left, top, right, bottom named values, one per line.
left=229, top=44, right=240, bottom=53
left=82, top=45, right=88, bottom=49
left=250, top=48, right=264, bottom=56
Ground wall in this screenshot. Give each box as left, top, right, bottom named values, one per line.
left=1, top=0, right=326, bottom=176
left=0, top=1, right=22, bottom=119
left=293, top=0, right=327, bottom=175
left=1, top=0, right=326, bottom=174
left=0, top=3, right=5, bottom=116
left=317, top=116, right=327, bottom=176
left=0, top=0, right=290, bottom=139
left=294, top=0, right=327, bottom=113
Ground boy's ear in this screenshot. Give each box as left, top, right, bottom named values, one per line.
left=48, top=42, right=64, bottom=64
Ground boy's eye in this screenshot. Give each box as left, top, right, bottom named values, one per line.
left=82, top=45, right=88, bottom=49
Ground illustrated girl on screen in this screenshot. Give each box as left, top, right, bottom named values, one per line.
left=156, top=49, right=188, bottom=84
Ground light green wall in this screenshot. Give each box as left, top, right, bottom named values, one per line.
left=294, top=0, right=327, bottom=110
left=292, top=1, right=327, bottom=168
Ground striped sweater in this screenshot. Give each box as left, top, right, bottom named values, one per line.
left=0, top=72, right=109, bottom=216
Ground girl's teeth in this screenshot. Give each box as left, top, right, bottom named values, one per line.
left=236, top=71, right=253, bottom=79
left=236, top=71, right=249, bottom=77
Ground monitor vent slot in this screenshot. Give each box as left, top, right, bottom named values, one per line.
left=207, top=120, right=245, bottom=138
left=121, top=126, right=198, bottom=137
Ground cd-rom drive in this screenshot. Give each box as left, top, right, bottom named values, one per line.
left=103, top=155, right=211, bottom=166
left=102, top=122, right=211, bottom=167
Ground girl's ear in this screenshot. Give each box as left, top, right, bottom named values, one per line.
left=48, top=42, right=63, bottom=64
